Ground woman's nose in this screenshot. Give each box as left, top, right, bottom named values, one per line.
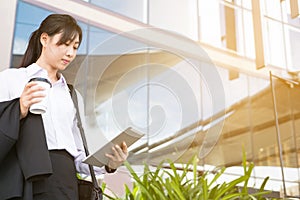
left=66, top=47, right=75, bottom=57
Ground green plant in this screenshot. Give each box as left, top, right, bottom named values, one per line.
left=103, top=151, right=280, bottom=200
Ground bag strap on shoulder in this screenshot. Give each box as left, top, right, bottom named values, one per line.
left=68, top=84, right=102, bottom=193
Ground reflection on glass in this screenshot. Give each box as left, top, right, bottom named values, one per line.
left=90, top=0, right=146, bottom=22
left=10, top=0, right=300, bottom=195
left=263, top=18, right=286, bottom=69
left=13, top=1, right=88, bottom=55
left=13, top=1, right=52, bottom=54
left=149, top=0, right=198, bottom=40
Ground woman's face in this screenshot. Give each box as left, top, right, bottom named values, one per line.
left=41, top=32, right=80, bottom=71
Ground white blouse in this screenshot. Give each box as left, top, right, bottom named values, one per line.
left=0, top=63, right=106, bottom=175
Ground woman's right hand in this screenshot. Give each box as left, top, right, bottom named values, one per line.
left=19, top=82, right=46, bottom=119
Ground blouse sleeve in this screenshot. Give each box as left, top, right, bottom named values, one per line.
left=0, top=70, right=20, bottom=162
left=0, top=70, right=10, bottom=101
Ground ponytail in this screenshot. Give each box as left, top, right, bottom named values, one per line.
left=19, top=29, right=42, bottom=68
left=18, top=14, right=82, bottom=68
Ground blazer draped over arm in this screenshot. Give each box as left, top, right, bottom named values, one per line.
left=0, top=98, right=53, bottom=200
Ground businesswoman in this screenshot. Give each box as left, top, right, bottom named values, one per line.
left=0, top=14, right=128, bottom=200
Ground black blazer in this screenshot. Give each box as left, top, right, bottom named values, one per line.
left=0, top=99, right=52, bottom=200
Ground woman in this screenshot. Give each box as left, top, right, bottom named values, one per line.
left=0, top=14, right=128, bottom=199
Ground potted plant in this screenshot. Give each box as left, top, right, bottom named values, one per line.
left=103, top=151, right=283, bottom=200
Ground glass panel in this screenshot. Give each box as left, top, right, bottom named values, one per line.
left=87, top=26, right=147, bottom=55
left=269, top=74, right=300, bottom=196
left=198, top=0, right=223, bottom=47
left=263, top=0, right=282, bottom=21
left=235, top=8, right=255, bottom=58
left=90, top=0, right=146, bottom=22
left=203, top=72, right=270, bottom=167
left=241, top=9, right=255, bottom=59
left=241, top=0, right=252, bottom=9
left=202, top=70, right=300, bottom=195
left=13, top=1, right=52, bottom=55
left=202, top=1, right=256, bottom=59
left=73, top=32, right=150, bottom=157
left=149, top=0, right=198, bottom=41
left=146, top=56, right=204, bottom=163
left=285, top=1, right=300, bottom=28
left=88, top=26, right=115, bottom=54
left=285, top=25, right=300, bottom=71
left=263, top=18, right=286, bottom=68
left=13, top=1, right=87, bottom=56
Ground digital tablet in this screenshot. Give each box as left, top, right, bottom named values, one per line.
left=83, top=127, right=145, bottom=167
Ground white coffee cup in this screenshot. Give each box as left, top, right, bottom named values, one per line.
left=29, top=77, right=52, bottom=114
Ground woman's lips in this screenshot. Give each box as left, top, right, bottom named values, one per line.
left=62, top=59, right=70, bottom=65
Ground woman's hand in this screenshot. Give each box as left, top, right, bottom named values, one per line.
left=105, top=141, right=128, bottom=170
left=19, top=82, right=46, bottom=119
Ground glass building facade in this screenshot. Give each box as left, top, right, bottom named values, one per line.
left=4, top=0, right=300, bottom=197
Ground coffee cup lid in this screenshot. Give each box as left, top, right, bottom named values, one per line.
left=29, top=77, right=52, bottom=88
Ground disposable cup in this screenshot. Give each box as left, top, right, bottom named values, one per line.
left=29, top=77, right=51, bottom=114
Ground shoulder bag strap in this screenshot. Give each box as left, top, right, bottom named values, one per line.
left=67, top=84, right=101, bottom=191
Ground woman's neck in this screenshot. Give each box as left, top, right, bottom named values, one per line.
left=35, top=60, right=59, bottom=83
left=47, top=72, right=59, bottom=83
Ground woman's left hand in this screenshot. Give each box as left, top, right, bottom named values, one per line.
left=105, top=141, right=128, bottom=170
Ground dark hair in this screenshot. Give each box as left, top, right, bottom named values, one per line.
left=19, top=14, right=82, bottom=68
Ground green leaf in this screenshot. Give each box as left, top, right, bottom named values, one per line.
left=260, top=176, right=269, bottom=191
left=149, top=184, right=167, bottom=200
left=202, top=177, right=208, bottom=200
left=208, top=167, right=226, bottom=188
left=124, top=184, right=134, bottom=200
left=122, top=151, right=272, bottom=200
left=192, top=155, right=198, bottom=186
left=170, top=180, right=186, bottom=200
left=124, top=161, right=153, bottom=199
left=221, top=193, right=242, bottom=200
left=214, top=176, right=247, bottom=199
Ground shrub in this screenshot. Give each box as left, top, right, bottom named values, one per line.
left=103, top=151, right=281, bottom=200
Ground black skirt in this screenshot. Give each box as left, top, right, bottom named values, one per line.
left=33, top=150, right=78, bottom=200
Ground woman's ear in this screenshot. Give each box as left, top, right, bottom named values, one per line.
left=40, top=32, right=48, bottom=47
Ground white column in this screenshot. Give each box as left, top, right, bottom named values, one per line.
left=0, top=0, right=18, bottom=71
